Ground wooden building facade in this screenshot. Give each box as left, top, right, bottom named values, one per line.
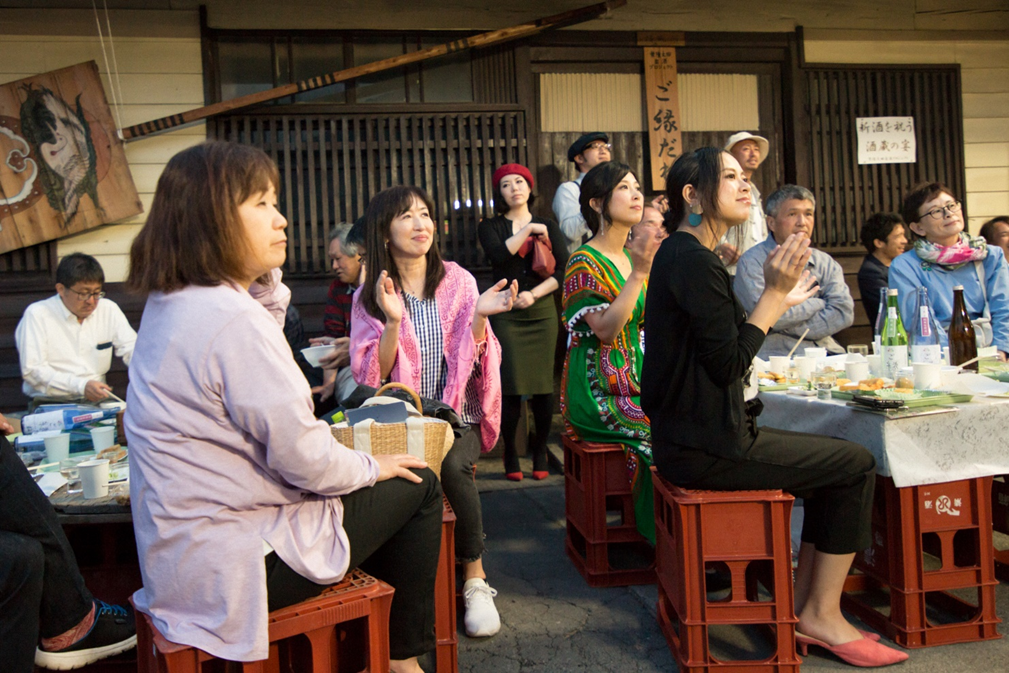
left=1, top=0, right=1007, bottom=410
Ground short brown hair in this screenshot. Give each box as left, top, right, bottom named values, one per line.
left=901, top=181, right=956, bottom=238
left=127, top=142, right=280, bottom=293
left=358, top=186, right=446, bottom=321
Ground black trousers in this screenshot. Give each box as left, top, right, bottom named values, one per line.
left=654, top=409, right=876, bottom=555
left=266, top=467, right=443, bottom=660
left=0, top=435, right=94, bottom=673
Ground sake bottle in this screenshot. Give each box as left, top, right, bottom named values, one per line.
left=949, top=285, right=978, bottom=371
left=910, top=286, right=942, bottom=364
left=873, top=287, right=887, bottom=354
left=881, top=289, right=908, bottom=380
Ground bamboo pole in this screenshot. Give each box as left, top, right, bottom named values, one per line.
left=121, top=0, right=627, bottom=141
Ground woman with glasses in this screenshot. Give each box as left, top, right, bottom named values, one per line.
left=889, top=182, right=1009, bottom=360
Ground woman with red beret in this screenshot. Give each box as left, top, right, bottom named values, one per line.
left=478, top=164, right=569, bottom=481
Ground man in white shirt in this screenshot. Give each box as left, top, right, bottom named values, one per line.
left=15, top=253, right=136, bottom=405
left=552, top=132, right=611, bottom=255
left=716, top=131, right=770, bottom=275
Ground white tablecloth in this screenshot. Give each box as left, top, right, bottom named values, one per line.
left=758, top=392, right=1009, bottom=488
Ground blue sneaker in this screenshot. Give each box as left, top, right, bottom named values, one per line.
left=35, top=600, right=136, bottom=670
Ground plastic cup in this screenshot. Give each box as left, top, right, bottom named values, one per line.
left=769, top=356, right=791, bottom=376
left=59, top=458, right=82, bottom=494
left=90, top=426, right=116, bottom=452
left=939, top=365, right=960, bottom=389
left=844, top=361, right=870, bottom=383
left=78, top=459, right=110, bottom=499
left=866, top=354, right=883, bottom=377
left=804, top=347, right=828, bottom=366
left=793, top=356, right=815, bottom=382
left=43, top=433, right=70, bottom=463
left=913, top=362, right=942, bottom=390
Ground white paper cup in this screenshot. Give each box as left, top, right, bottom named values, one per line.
left=939, top=366, right=960, bottom=389
left=90, top=426, right=116, bottom=452
left=43, top=433, right=70, bottom=463
left=844, top=361, right=870, bottom=383
left=866, top=354, right=883, bottom=377
left=300, top=345, right=336, bottom=368
left=804, top=347, right=828, bottom=366
left=78, top=459, right=110, bottom=499
left=912, top=362, right=942, bottom=390
left=793, top=356, right=815, bottom=381
left=769, top=356, right=791, bottom=375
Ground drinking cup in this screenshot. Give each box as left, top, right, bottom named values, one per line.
left=59, top=458, right=82, bottom=494
left=78, top=459, right=110, bottom=499
left=912, top=362, right=942, bottom=390
left=866, top=354, right=883, bottom=377
left=847, top=344, right=869, bottom=358
left=844, top=361, right=870, bottom=383
left=793, top=356, right=815, bottom=382
left=804, top=347, right=828, bottom=366
left=43, top=433, right=70, bottom=463
left=769, top=356, right=791, bottom=376
left=90, top=426, right=116, bottom=452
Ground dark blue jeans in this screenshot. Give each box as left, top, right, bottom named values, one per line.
left=0, top=434, right=93, bottom=673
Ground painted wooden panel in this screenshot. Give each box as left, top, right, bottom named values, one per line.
left=0, top=37, right=202, bottom=75
left=961, top=68, right=1009, bottom=94
left=964, top=118, right=1009, bottom=143
left=804, top=40, right=960, bottom=65
left=965, top=142, right=1009, bottom=168
left=0, top=61, right=142, bottom=254
left=962, top=93, right=1009, bottom=120
left=967, top=191, right=1009, bottom=218
left=966, top=166, right=1009, bottom=193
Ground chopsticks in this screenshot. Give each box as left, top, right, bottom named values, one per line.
left=786, top=328, right=810, bottom=360
left=104, top=391, right=126, bottom=404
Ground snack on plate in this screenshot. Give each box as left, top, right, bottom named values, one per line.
left=895, top=376, right=914, bottom=390
left=855, top=377, right=887, bottom=391
left=96, top=444, right=127, bottom=463
left=839, top=382, right=861, bottom=392
left=835, top=378, right=851, bottom=387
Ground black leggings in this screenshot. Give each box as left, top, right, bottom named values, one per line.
left=501, top=393, right=553, bottom=473
left=655, top=423, right=876, bottom=555
left=265, top=468, right=443, bottom=660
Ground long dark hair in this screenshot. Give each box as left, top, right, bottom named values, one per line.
left=359, top=186, right=446, bottom=321
left=664, top=148, right=726, bottom=243
left=127, top=142, right=279, bottom=293
left=579, top=161, right=634, bottom=236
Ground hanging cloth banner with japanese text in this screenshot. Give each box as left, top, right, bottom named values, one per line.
left=642, top=43, right=683, bottom=193
left=856, top=116, right=916, bottom=165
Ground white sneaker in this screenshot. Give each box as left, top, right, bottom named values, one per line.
left=463, top=578, right=501, bottom=637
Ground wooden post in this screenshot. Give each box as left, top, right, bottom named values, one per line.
left=639, top=33, right=684, bottom=194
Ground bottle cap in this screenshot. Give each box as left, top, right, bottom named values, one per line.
left=953, top=285, right=964, bottom=290
left=887, top=289, right=899, bottom=296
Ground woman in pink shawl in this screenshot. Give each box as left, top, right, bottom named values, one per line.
left=350, top=186, right=516, bottom=639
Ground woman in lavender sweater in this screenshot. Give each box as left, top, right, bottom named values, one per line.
left=124, top=142, right=441, bottom=673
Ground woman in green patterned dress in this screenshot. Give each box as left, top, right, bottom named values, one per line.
left=561, top=161, right=663, bottom=543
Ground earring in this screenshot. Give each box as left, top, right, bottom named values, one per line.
left=688, top=203, right=703, bottom=227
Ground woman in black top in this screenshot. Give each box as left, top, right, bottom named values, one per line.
left=642, top=148, right=907, bottom=667
left=478, top=164, right=568, bottom=480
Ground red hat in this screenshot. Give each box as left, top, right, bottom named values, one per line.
left=492, top=163, right=534, bottom=191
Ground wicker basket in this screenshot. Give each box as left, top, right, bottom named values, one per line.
left=330, top=383, right=454, bottom=477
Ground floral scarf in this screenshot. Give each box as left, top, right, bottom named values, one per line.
left=913, top=233, right=988, bottom=271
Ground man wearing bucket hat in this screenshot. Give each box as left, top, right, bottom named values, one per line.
left=552, top=132, right=612, bottom=255
left=716, top=131, right=770, bottom=274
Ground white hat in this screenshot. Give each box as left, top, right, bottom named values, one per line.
left=724, top=131, right=769, bottom=161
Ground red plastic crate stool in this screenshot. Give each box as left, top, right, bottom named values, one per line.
left=651, top=467, right=800, bottom=673
left=134, top=568, right=394, bottom=673
left=843, top=475, right=1001, bottom=648
left=436, top=497, right=458, bottom=673
left=992, top=475, right=1009, bottom=581
left=563, top=434, right=655, bottom=587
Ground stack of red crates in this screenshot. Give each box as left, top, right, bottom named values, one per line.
left=843, top=475, right=1001, bottom=647
left=562, top=434, right=655, bottom=587
left=651, top=468, right=800, bottom=673
left=992, top=475, right=1009, bottom=581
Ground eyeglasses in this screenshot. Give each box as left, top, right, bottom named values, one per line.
left=586, top=142, right=612, bottom=152
left=922, top=201, right=961, bottom=221
left=67, top=289, right=105, bottom=301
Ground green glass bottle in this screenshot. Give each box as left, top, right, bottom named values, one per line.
left=881, top=288, right=908, bottom=380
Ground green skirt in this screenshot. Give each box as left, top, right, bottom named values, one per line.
left=490, top=296, right=559, bottom=396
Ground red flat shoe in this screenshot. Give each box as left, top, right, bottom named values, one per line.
left=505, top=472, right=523, bottom=482
left=532, top=471, right=549, bottom=480
left=795, top=632, right=908, bottom=667
left=858, top=629, right=881, bottom=642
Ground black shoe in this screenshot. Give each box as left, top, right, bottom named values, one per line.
left=35, top=600, right=137, bottom=670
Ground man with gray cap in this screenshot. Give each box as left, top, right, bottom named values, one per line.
left=716, top=131, right=769, bottom=274
left=552, top=132, right=611, bottom=254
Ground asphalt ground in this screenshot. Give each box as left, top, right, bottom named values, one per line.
left=445, top=438, right=1009, bottom=673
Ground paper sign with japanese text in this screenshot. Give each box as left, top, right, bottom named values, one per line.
left=856, top=116, right=916, bottom=165
left=643, top=47, right=682, bottom=192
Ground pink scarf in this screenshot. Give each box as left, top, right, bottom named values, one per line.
left=350, top=262, right=502, bottom=452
